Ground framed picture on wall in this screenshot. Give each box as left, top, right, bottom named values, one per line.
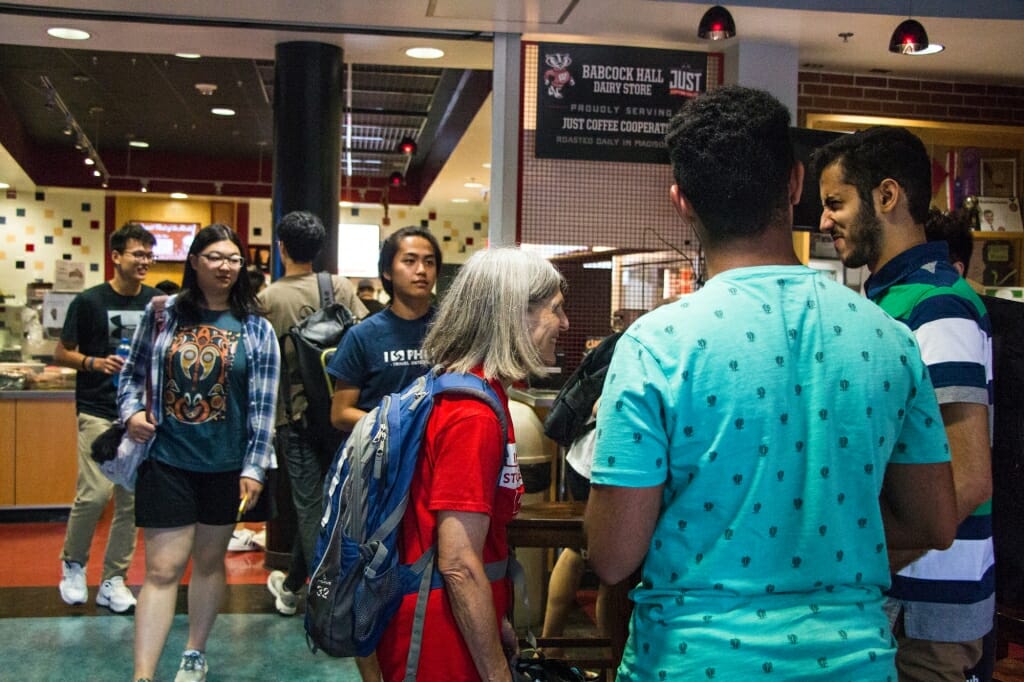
left=980, top=158, right=1017, bottom=198
left=977, top=196, right=1024, bottom=232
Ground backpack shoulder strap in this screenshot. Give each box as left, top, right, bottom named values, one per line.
left=315, top=271, right=335, bottom=309
left=431, top=371, right=509, bottom=443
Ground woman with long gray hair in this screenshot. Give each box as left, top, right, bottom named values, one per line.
left=376, top=247, right=568, bottom=681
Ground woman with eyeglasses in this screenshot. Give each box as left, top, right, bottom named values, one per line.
left=118, top=224, right=280, bottom=682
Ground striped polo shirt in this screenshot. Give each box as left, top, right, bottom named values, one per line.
left=865, top=240, right=995, bottom=642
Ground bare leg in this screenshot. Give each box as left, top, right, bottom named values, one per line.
left=183, top=523, right=235, bottom=653
left=133, top=526, right=195, bottom=680
left=356, top=653, right=382, bottom=681
left=541, top=548, right=586, bottom=658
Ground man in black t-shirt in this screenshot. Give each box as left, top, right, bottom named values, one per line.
left=54, top=223, right=158, bottom=613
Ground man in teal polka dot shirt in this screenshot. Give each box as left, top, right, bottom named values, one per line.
left=585, top=86, right=959, bottom=681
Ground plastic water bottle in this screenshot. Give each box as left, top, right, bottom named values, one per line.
left=112, top=337, right=131, bottom=388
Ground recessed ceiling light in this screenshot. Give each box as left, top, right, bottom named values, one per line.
left=464, top=181, right=484, bottom=189
left=47, top=27, right=91, bottom=41
left=129, top=140, right=150, bottom=149
left=170, top=192, right=189, bottom=199
left=451, top=198, right=469, bottom=203
left=92, top=169, right=101, bottom=177
left=211, top=107, right=236, bottom=117
left=405, top=47, right=444, bottom=60
left=906, top=43, right=945, bottom=55
left=482, top=163, right=492, bottom=169
left=175, top=53, right=201, bottom=59
left=0, top=182, right=10, bottom=189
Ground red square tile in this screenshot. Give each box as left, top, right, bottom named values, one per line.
left=25, top=243, right=34, bottom=252
left=72, top=236, right=82, bottom=246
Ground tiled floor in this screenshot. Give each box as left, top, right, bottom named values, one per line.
left=0, top=512, right=362, bottom=680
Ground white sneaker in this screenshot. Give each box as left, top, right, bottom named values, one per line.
left=96, top=575, right=137, bottom=613
left=266, top=570, right=299, bottom=616
left=59, top=561, right=87, bottom=605
left=227, top=528, right=256, bottom=552
left=174, top=649, right=208, bottom=682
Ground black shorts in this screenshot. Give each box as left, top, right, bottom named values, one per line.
left=135, top=459, right=271, bottom=528
left=565, top=461, right=591, bottom=503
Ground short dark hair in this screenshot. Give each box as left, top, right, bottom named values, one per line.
left=154, top=279, right=180, bottom=295
left=276, top=210, right=325, bottom=263
left=924, top=208, right=974, bottom=268
left=377, top=226, right=442, bottom=298
left=177, top=224, right=262, bottom=323
left=664, top=86, right=794, bottom=244
left=110, top=223, right=155, bottom=253
left=810, top=126, right=932, bottom=225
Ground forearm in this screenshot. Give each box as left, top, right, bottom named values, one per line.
left=444, top=567, right=511, bottom=682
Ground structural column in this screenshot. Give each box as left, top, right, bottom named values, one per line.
left=723, top=41, right=799, bottom=117
left=489, top=33, right=522, bottom=247
left=272, top=42, right=343, bottom=275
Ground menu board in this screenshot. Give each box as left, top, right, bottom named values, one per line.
left=536, top=43, right=709, bottom=163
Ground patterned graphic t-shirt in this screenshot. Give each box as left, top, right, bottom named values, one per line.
left=150, top=308, right=249, bottom=472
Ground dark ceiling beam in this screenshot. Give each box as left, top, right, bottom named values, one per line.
left=0, top=3, right=494, bottom=40
left=406, top=69, right=491, bottom=200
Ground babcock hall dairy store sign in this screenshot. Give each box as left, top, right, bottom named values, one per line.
left=536, top=43, right=709, bottom=163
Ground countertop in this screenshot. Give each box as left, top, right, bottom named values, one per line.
left=508, top=386, right=559, bottom=408
left=0, top=390, right=74, bottom=401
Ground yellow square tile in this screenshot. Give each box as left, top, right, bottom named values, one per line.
left=25, top=225, right=35, bottom=235
left=81, top=246, right=90, bottom=256
left=5, top=234, right=15, bottom=243
left=54, top=227, right=63, bottom=237
left=44, top=209, right=54, bottom=219
left=33, top=260, right=45, bottom=270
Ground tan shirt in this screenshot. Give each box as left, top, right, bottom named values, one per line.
left=259, top=272, right=368, bottom=424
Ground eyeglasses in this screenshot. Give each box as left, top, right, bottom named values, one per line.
left=124, top=250, right=155, bottom=262
left=198, top=252, right=245, bottom=268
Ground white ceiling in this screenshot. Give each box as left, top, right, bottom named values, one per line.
left=1, top=0, right=1022, bottom=208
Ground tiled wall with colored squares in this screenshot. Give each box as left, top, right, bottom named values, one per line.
left=0, top=188, right=107, bottom=302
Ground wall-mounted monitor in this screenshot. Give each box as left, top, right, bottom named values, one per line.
left=135, top=221, right=200, bottom=261
left=791, top=127, right=846, bottom=232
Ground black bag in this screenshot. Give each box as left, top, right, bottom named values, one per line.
left=90, top=423, right=126, bottom=463
left=283, top=271, right=357, bottom=460
left=543, top=332, right=623, bottom=447
left=512, top=651, right=589, bottom=682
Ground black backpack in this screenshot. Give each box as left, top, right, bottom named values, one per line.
left=543, top=331, right=623, bottom=447
left=283, top=271, right=358, bottom=461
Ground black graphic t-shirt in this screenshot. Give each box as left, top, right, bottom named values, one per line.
left=150, top=308, right=249, bottom=472
left=60, top=282, right=158, bottom=420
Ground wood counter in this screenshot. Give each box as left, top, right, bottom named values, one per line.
left=0, top=391, right=77, bottom=507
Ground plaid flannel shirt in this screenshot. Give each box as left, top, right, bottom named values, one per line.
left=117, top=294, right=280, bottom=482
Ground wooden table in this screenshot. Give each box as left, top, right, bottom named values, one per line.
left=508, top=501, right=586, bottom=549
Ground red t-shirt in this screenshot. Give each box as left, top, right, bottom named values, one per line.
left=377, top=371, right=523, bottom=681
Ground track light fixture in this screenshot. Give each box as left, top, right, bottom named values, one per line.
left=398, top=136, right=417, bottom=155
left=40, top=75, right=110, bottom=186
left=698, top=5, right=736, bottom=41
left=889, top=18, right=929, bottom=54
left=388, top=171, right=404, bottom=188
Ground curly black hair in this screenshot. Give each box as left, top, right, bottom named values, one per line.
left=664, top=86, right=794, bottom=245
left=810, top=126, right=932, bottom=225
left=276, top=210, right=325, bottom=263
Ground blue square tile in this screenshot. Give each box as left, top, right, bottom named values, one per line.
left=420, top=219, right=429, bottom=228
left=81, top=202, right=91, bottom=212
left=44, top=236, right=53, bottom=244
left=0, top=216, right=5, bottom=224
left=35, top=191, right=45, bottom=201
left=16, top=208, right=25, bottom=217
left=473, top=222, right=482, bottom=231
left=90, top=263, right=100, bottom=272
left=351, top=208, right=360, bottom=217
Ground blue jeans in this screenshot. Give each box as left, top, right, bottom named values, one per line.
left=278, top=423, right=327, bottom=592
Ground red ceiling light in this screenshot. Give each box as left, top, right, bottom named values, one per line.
left=398, top=136, right=417, bottom=155
left=888, top=18, right=929, bottom=54
left=697, top=5, right=736, bottom=41
left=388, top=171, right=404, bottom=187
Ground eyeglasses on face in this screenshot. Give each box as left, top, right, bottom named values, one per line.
left=198, top=252, right=245, bottom=268
left=123, top=250, right=156, bottom=262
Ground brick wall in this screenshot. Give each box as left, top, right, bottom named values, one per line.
left=798, top=72, right=1024, bottom=126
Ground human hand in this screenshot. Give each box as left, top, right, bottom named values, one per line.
left=238, top=477, right=264, bottom=515
left=90, top=353, right=125, bottom=375
left=126, top=410, right=155, bottom=443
